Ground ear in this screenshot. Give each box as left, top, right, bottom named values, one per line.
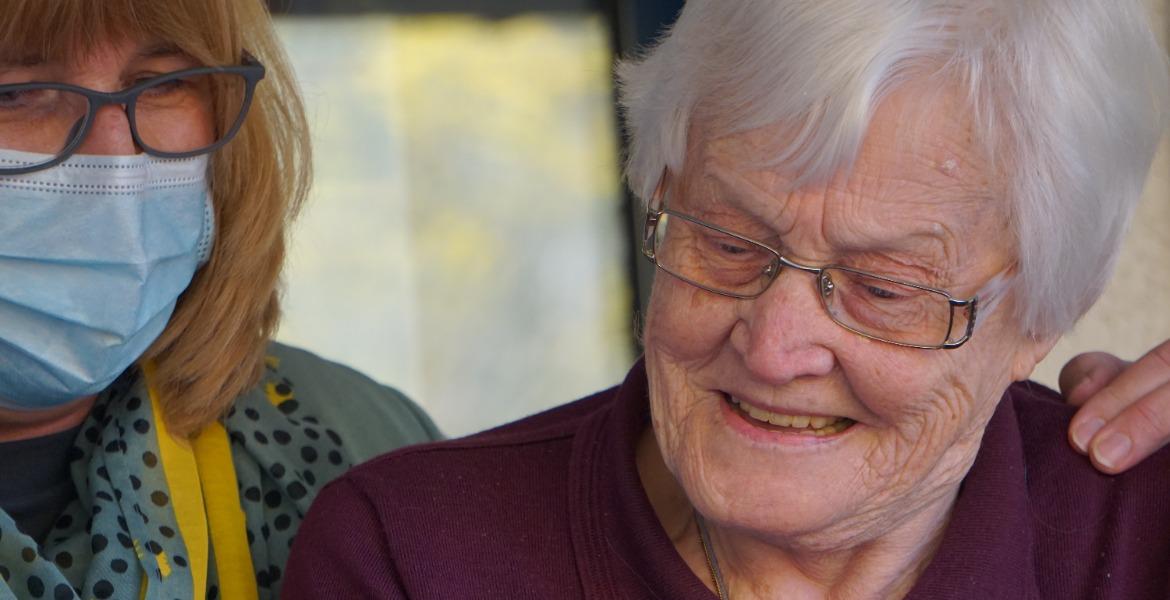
left=1010, top=334, right=1059, bottom=382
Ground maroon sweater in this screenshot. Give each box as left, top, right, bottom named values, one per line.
left=284, top=361, right=1170, bottom=599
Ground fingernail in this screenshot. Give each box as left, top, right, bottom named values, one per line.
left=1071, top=417, right=1105, bottom=453
left=1092, top=432, right=1132, bottom=470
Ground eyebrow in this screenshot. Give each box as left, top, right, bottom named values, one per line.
left=0, top=53, right=46, bottom=69
left=137, top=44, right=188, bottom=60
left=704, top=166, right=956, bottom=269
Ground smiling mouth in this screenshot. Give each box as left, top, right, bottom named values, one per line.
left=725, top=395, right=856, bottom=436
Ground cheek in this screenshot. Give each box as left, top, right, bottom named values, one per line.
left=844, top=343, right=1013, bottom=483
left=644, top=278, right=736, bottom=484
left=646, top=362, right=706, bottom=476
left=842, top=338, right=1009, bottom=424
left=193, top=113, right=217, bottom=147
left=181, top=96, right=218, bottom=148
left=644, top=276, right=736, bottom=363
left=146, top=118, right=216, bottom=151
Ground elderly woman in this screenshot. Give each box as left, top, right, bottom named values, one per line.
left=285, top=0, right=1170, bottom=598
left=0, top=1, right=438, bottom=598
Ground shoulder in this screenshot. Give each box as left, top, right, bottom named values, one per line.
left=1009, top=378, right=1170, bottom=482
left=257, top=342, right=442, bottom=463
left=352, top=385, right=615, bottom=482
left=1007, top=380, right=1170, bottom=596
left=290, top=386, right=622, bottom=597
left=1008, top=379, right=1170, bottom=474
left=286, top=386, right=620, bottom=598
left=1006, top=379, right=1079, bottom=445
left=320, top=384, right=619, bottom=515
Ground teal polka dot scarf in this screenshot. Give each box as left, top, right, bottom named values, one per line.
left=0, top=360, right=353, bottom=599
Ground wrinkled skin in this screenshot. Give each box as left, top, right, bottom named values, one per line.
left=638, top=85, right=1056, bottom=599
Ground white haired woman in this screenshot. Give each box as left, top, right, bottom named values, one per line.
left=285, top=0, right=1170, bottom=597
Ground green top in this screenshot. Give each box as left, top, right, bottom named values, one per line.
left=0, top=342, right=441, bottom=600
left=263, top=342, right=442, bottom=463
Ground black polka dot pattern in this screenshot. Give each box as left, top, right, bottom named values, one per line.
left=53, top=582, right=73, bottom=600
left=222, top=367, right=354, bottom=599
left=0, top=355, right=357, bottom=600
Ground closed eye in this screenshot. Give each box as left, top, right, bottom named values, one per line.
left=139, top=77, right=190, bottom=96
left=717, top=240, right=750, bottom=255
left=0, top=88, right=37, bottom=108
left=865, top=284, right=905, bottom=300
left=0, top=88, right=61, bottom=114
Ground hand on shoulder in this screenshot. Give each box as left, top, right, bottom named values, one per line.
left=1060, top=339, right=1170, bottom=474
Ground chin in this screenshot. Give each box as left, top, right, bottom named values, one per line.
left=660, top=408, right=871, bottom=534
left=656, top=387, right=950, bottom=548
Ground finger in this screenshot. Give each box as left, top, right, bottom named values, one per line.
left=1063, top=353, right=1129, bottom=453
left=1067, top=341, right=1170, bottom=454
left=1085, top=382, right=1170, bottom=474
left=1059, top=352, right=1129, bottom=407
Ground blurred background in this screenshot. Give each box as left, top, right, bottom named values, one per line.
left=269, top=0, right=1170, bottom=437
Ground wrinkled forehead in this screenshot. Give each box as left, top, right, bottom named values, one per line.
left=681, top=84, right=1012, bottom=273
left=702, top=83, right=997, bottom=195
left=688, top=84, right=1004, bottom=217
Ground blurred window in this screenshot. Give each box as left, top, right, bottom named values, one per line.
left=272, top=1, right=634, bottom=436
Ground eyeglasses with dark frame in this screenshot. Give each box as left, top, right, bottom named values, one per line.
left=642, top=194, right=985, bottom=350
left=0, top=54, right=266, bottom=175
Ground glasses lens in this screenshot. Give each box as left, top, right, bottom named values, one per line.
left=134, top=72, right=248, bottom=155
left=820, top=268, right=954, bottom=347
left=0, top=86, right=88, bottom=166
left=653, top=213, right=775, bottom=297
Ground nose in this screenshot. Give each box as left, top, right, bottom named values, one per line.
left=730, top=267, right=838, bottom=385
left=74, top=104, right=140, bottom=156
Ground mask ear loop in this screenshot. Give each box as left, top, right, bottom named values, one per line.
left=195, top=192, right=216, bottom=266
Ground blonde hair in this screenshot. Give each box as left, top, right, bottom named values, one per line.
left=1, top=0, right=312, bottom=436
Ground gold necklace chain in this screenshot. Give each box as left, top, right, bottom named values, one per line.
left=695, top=511, right=730, bottom=600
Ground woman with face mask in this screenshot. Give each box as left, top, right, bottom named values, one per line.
left=0, top=1, right=440, bottom=598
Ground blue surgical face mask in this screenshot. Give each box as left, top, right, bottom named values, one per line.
left=0, top=149, right=214, bottom=410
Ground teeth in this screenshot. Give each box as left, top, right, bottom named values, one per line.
left=744, top=403, right=771, bottom=422
left=767, top=413, right=793, bottom=427
left=729, top=396, right=851, bottom=434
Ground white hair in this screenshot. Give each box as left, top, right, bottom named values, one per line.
left=618, top=0, right=1170, bottom=338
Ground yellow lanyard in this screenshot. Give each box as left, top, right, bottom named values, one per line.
left=146, top=366, right=258, bottom=600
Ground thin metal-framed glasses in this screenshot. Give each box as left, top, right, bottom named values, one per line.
left=0, top=54, right=266, bottom=175
left=642, top=200, right=982, bottom=350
